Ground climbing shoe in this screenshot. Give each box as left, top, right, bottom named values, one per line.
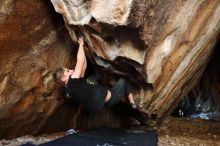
left=131, top=103, right=141, bottom=110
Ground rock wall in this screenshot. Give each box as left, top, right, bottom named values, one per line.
left=0, top=0, right=74, bottom=138
left=51, top=0, right=220, bottom=118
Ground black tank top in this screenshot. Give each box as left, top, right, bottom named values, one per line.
left=66, top=77, right=108, bottom=112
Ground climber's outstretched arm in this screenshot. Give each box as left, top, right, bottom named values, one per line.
left=81, top=49, right=87, bottom=78
left=71, top=37, right=87, bottom=78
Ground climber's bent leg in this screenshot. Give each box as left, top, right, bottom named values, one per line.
left=106, top=78, right=133, bottom=106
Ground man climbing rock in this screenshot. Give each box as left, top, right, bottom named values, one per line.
left=54, top=37, right=138, bottom=112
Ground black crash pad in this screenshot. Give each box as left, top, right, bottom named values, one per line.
left=21, top=143, right=36, bottom=146
left=21, top=127, right=157, bottom=146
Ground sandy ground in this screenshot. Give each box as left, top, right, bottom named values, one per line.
left=0, top=117, right=220, bottom=146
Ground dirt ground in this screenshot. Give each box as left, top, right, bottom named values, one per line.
left=154, top=117, right=220, bottom=146
left=0, top=117, right=220, bottom=146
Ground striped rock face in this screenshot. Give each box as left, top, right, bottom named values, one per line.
left=50, top=0, right=220, bottom=117
left=0, top=0, right=220, bottom=139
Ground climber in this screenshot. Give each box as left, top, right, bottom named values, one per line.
left=54, top=37, right=138, bottom=112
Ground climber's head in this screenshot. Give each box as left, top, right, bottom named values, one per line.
left=54, top=67, right=74, bottom=85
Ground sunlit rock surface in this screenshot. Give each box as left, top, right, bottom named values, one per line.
left=50, top=0, right=133, bottom=25
left=0, top=0, right=220, bottom=139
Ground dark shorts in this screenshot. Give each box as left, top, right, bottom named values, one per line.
left=106, top=78, right=132, bottom=107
